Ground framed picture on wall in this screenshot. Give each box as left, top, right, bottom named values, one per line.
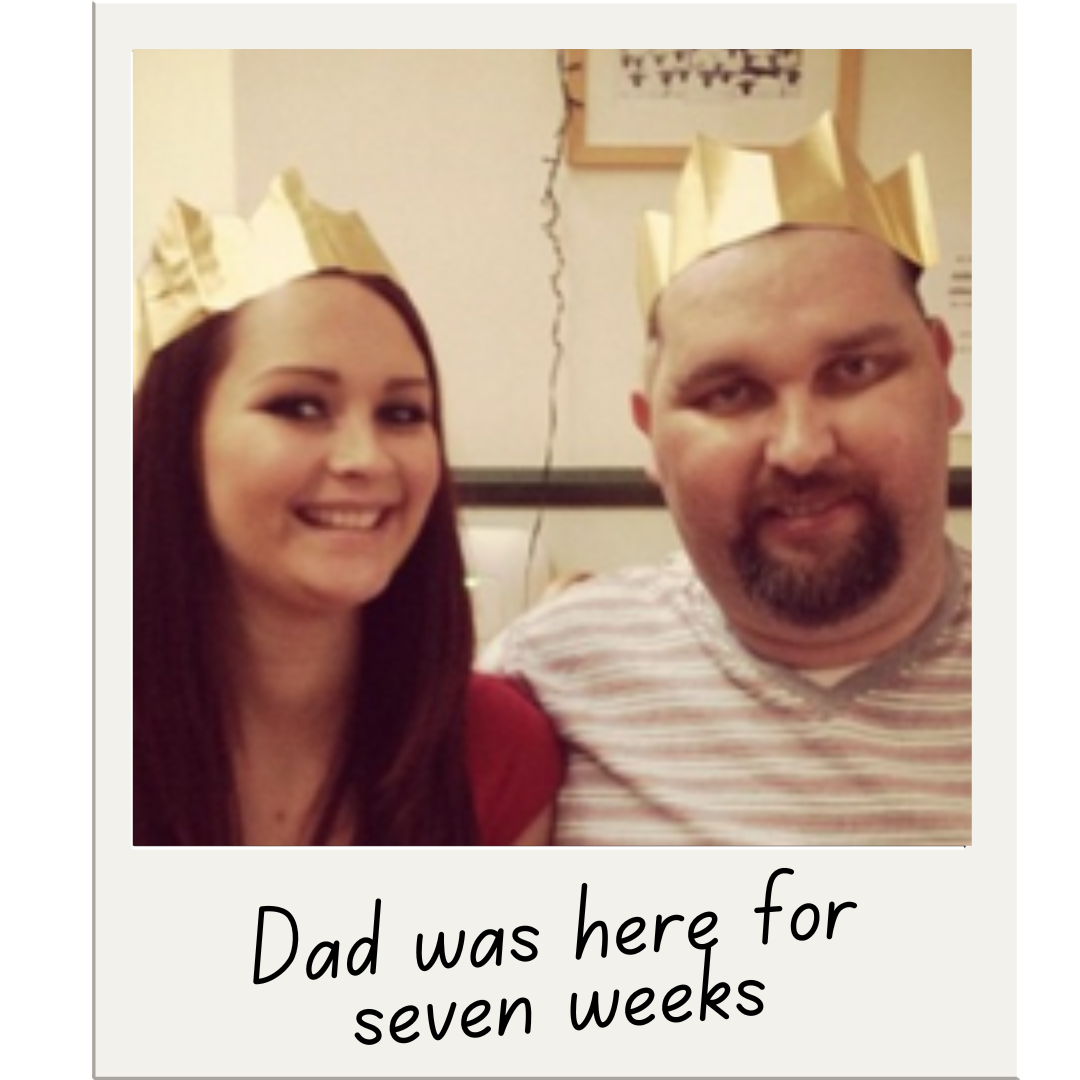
left=565, top=49, right=862, bottom=168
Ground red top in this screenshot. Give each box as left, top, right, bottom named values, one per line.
left=465, top=674, right=564, bottom=845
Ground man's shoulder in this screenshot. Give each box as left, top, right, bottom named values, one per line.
left=950, top=541, right=972, bottom=617
left=485, top=551, right=698, bottom=670
left=518, top=551, right=693, bottom=630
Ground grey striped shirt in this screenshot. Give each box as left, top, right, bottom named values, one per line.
left=493, top=546, right=972, bottom=846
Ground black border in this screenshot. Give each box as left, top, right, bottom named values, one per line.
left=455, top=467, right=972, bottom=509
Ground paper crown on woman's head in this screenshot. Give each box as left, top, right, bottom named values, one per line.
left=133, top=169, right=401, bottom=384
left=637, top=112, right=939, bottom=315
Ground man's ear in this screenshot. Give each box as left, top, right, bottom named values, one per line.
left=631, top=389, right=651, bottom=436
left=631, top=390, right=661, bottom=483
left=926, top=316, right=955, bottom=366
left=927, top=317, right=964, bottom=428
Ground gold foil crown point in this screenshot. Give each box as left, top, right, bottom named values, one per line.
left=638, top=112, right=938, bottom=314
left=133, top=170, right=401, bottom=382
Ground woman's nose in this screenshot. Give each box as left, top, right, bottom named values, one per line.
left=763, top=397, right=838, bottom=476
left=327, top=417, right=392, bottom=477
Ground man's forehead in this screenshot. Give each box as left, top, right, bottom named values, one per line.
left=658, top=227, right=911, bottom=321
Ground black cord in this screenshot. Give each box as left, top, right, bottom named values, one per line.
left=522, top=50, right=579, bottom=607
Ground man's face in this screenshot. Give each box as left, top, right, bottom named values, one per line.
left=633, top=228, right=962, bottom=664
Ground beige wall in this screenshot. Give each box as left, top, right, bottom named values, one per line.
left=133, top=49, right=972, bottom=574
left=132, top=50, right=236, bottom=260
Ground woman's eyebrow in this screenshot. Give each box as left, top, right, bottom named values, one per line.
left=253, top=365, right=341, bottom=385
left=384, top=376, right=432, bottom=392
left=250, top=369, right=434, bottom=396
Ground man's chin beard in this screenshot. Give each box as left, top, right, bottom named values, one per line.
left=730, top=503, right=902, bottom=628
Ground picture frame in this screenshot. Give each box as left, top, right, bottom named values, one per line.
left=565, top=49, right=862, bottom=168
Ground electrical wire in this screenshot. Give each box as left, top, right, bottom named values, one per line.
left=522, top=50, right=579, bottom=607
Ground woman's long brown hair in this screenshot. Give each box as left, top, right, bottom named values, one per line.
left=133, top=273, right=477, bottom=844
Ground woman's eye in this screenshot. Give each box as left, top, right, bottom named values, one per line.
left=262, top=395, right=328, bottom=421
left=379, top=402, right=431, bottom=427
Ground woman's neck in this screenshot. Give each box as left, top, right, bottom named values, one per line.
left=230, top=602, right=358, bottom=741
left=226, top=602, right=361, bottom=845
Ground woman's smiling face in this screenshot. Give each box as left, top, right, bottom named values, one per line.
left=198, top=275, right=442, bottom=620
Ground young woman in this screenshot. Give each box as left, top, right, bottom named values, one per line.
left=133, top=175, right=562, bottom=845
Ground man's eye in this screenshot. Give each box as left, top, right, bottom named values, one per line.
left=263, top=396, right=328, bottom=421
left=699, top=381, right=763, bottom=415
left=825, top=356, right=889, bottom=390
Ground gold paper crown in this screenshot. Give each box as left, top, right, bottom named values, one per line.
left=638, top=112, right=938, bottom=314
left=133, top=169, right=401, bottom=382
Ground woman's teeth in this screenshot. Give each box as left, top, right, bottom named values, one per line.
left=299, top=507, right=385, bottom=531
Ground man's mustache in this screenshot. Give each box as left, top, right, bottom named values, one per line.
left=745, top=469, right=876, bottom=519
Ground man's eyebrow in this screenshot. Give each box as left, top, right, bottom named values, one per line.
left=667, top=321, right=915, bottom=393
left=820, top=322, right=910, bottom=353
left=671, top=358, right=754, bottom=395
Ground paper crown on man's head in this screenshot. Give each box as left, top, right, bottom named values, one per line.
left=637, top=112, right=939, bottom=315
left=133, top=169, right=401, bottom=384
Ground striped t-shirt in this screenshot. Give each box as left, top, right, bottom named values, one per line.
left=495, top=545, right=971, bottom=846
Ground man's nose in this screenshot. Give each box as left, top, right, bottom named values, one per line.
left=763, top=396, right=837, bottom=476
left=327, top=416, right=392, bottom=477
